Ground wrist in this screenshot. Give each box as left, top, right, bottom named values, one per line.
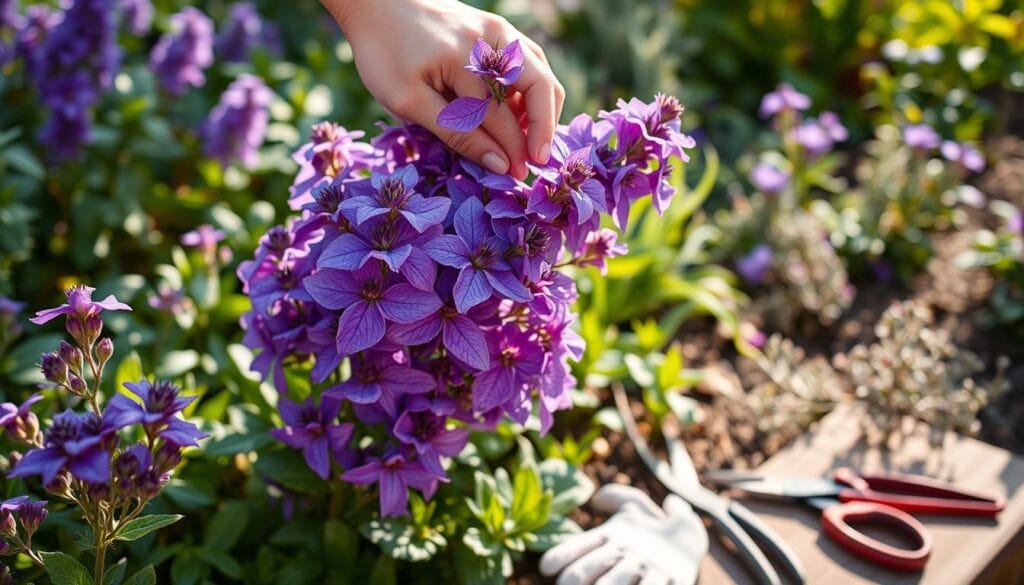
left=321, top=0, right=367, bottom=36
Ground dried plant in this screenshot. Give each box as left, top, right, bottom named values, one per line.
left=840, top=300, right=1006, bottom=445
left=745, top=334, right=844, bottom=434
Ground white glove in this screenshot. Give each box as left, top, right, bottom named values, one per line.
left=539, top=484, right=709, bottom=585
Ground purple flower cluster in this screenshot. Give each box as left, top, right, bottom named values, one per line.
left=214, top=2, right=280, bottom=63
left=118, top=0, right=152, bottom=36
left=438, top=38, right=524, bottom=131
left=201, top=74, right=273, bottom=169
left=149, top=6, right=213, bottom=95
left=240, top=88, right=695, bottom=516
left=22, top=0, right=120, bottom=159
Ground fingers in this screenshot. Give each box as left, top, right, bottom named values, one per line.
left=556, top=545, right=621, bottom=585
left=637, top=569, right=671, bottom=585
left=404, top=89, right=511, bottom=175
left=540, top=531, right=606, bottom=577
left=591, top=484, right=665, bottom=518
left=594, top=557, right=642, bottom=585
left=450, top=72, right=529, bottom=179
left=511, top=47, right=564, bottom=165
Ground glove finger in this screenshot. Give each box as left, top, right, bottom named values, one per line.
left=663, top=495, right=710, bottom=556
left=662, top=494, right=697, bottom=519
left=557, top=544, right=621, bottom=585
left=540, top=531, right=606, bottom=577
left=637, top=568, right=671, bottom=585
left=594, top=556, right=642, bottom=585
left=592, top=484, right=664, bottom=518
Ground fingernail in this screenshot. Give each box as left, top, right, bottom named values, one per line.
left=482, top=152, right=509, bottom=175
left=537, top=142, right=551, bottom=164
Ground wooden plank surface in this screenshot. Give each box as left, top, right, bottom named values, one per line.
left=698, top=402, right=1024, bottom=585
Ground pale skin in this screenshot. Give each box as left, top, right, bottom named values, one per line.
left=320, top=0, right=565, bottom=179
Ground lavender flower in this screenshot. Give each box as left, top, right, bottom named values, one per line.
left=31, top=285, right=130, bottom=346
left=736, top=244, right=774, bottom=286
left=578, top=228, right=627, bottom=274
left=270, top=397, right=353, bottom=479
left=750, top=162, right=789, bottom=194
left=759, top=83, right=811, bottom=118
left=118, top=0, right=152, bottom=36
left=214, top=2, right=279, bottom=63
left=201, top=74, right=274, bottom=169
left=342, top=449, right=440, bottom=517
left=940, top=141, right=985, bottom=173
left=149, top=6, right=213, bottom=95
left=903, top=124, right=940, bottom=151
left=147, top=286, right=190, bottom=315
left=437, top=39, right=524, bottom=132
left=180, top=224, right=225, bottom=257
left=103, top=380, right=207, bottom=447
left=289, top=122, right=376, bottom=209
left=9, top=410, right=118, bottom=485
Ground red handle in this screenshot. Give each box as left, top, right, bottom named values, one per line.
left=833, top=467, right=1005, bottom=517
left=820, top=501, right=932, bottom=572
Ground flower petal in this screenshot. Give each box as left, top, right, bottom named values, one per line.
left=304, top=437, right=331, bottom=479
left=379, top=284, right=443, bottom=324
left=424, top=235, right=470, bottom=268
left=437, top=96, right=490, bottom=132
left=472, top=366, right=516, bottom=412
left=454, top=197, right=488, bottom=247
left=318, top=233, right=373, bottom=271
left=443, top=315, right=490, bottom=370
left=483, top=269, right=532, bottom=303
left=453, top=268, right=492, bottom=314
left=399, top=248, right=437, bottom=291
left=335, top=301, right=386, bottom=356
left=324, top=380, right=382, bottom=404
left=379, top=470, right=408, bottom=517
left=303, top=269, right=360, bottom=310
left=388, top=315, right=443, bottom=346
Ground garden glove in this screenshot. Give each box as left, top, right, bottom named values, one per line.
left=539, top=484, right=709, bottom=585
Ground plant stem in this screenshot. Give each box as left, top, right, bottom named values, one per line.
left=94, top=540, right=106, bottom=585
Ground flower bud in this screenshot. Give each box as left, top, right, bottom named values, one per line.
left=96, top=337, right=114, bottom=365
left=18, top=502, right=47, bottom=535
left=0, top=540, right=11, bottom=556
left=40, top=352, right=68, bottom=386
left=44, top=472, right=72, bottom=498
left=87, top=482, right=110, bottom=502
left=0, top=512, right=15, bottom=539
left=5, top=452, right=21, bottom=469
left=58, top=341, right=83, bottom=375
left=67, top=373, right=87, bottom=396
left=137, top=470, right=162, bottom=499
left=154, top=442, right=182, bottom=473
left=8, top=412, right=39, bottom=445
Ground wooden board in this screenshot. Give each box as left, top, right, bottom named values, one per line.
left=698, top=402, right=1024, bottom=585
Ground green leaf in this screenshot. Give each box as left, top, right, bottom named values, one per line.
left=253, top=450, right=327, bottom=495
left=453, top=544, right=508, bottom=585
left=203, top=502, right=249, bottom=551
left=40, top=551, right=91, bottom=585
left=171, top=549, right=203, bottom=585
left=369, top=554, right=397, bottom=585
left=511, top=464, right=548, bottom=533
left=462, top=527, right=501, bottom=557
left=162, top=480, right=216, bottom=511
left=4, top=144, right=45, bottom=179
left=116, top=514, right=183, bottom=541
left=526, top=517, right=582, bottom=552
left=102, top=558, right=127, bottom=585
left=360, top=517, right=446, bottom=562
left=199, top=549, right=243, bottom=579
left=123, top=566, right=157, bottom=585
left=539, top=459, right=595, bottom=516
left=114, top=352, right=145, bottom=392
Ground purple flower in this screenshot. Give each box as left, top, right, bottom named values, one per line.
left=104, top=380, right=208, bottom=447
left=736, top=244, right=774, bottom=286
left=437, top=39, right=523, bottom=132
left=466, top=38, right=524, bottom=86
left=271, top=396, right=354, bottom=479
left=180, top=224, right=225, bottom=256
left=393, top=409, right=469, bottom=476
left=30, top=285, right=131, bottom=326
left=342, top=449, right=440, bottom=517
left=289, top=122, right=376, bottom=209
left=0, top=393, right=42, bottom=442
left=202, top=74, right=274, bottom=169
left=317, top=218, right=440, bottom=291
left=147, top=286, right=190, bottom=315
left=759, top=83, right=811, bottom=118
left=1007, top=210, right=1023, bottom=235
left=0, top=296, right=25, bottom=337
left=578, top=228, right=627, bottom=274
left=149, top=6, right=213, bottom=95
left=10, top=410, right=117, bottom=485
left=340, top=166, right=451, bottom=233
left=818, top=112, right=848, bottom=142
left=303, top=264, right=442, bottom=356
left=472, top=325, right=544, bottom=415
left=425, top=198, right=532, bottom=312
left=940, top=141, right=985, bottom=173
left=750, top=162, right=789, bottom=194
left=118, top=0, right=152, bottom=36
left=214, top=2, right=279, bottom=63
left=903, top=124, right=940, bottom=151
left=325, top=352, right=436, bottom=416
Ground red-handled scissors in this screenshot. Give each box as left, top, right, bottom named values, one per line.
left=704, top=468, right=1005, bottom=572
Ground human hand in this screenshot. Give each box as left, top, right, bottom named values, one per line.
left=321, top=0, right=564, bottom=179
left=540, top=484, right=709, bottom=585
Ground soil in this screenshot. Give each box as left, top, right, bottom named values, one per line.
left=511, top=135, right=1024, bottom=584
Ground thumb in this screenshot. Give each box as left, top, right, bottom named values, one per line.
left=591, top=484, right=665, bottom=518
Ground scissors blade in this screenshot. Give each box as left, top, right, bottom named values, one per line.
left=663, top=421, right=700, bottom=489
left=706, top=473, right=843, bottom=501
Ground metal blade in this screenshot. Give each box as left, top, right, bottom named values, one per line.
left=663, top=421, right=700, bottom=489
left=715, top=476, right=843, bottom=501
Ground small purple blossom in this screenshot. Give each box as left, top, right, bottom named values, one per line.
left=759, top=83, right=811, bottom=118
left=103, top=380, right=208, bottom=447
left=750, top=162, right=789, bottom=194
left=940, top=141, right=985, bottom=173
left=9, top=410, right=118, bottom=485
left=578, top=228, right=627, bottom=274
left=736, top=244, right=774, bottom=286
left=289, top=122, right=376, bottom=209
left=147, top=286, right=190, bottom=315
left=214, top=2, right=280, bottom=63
left=180, top=224, right=225, bottom=256
left=437, top=39, right=523, bottom=132
left=149, top=6, right=213, bottom=95
left=270, top=396, right=354, bottom=479
left=1007, top=210, right=1023, bottom=235
left=0, top=394, right=42, bottom=442
left=202, top=74, right=274, bottom=169
left=343, top=449, right=440, bottom=517
left=30, top=285, right=131, bottom=326
left=903, top=124, right=940, bottom=151
left=118, top=0, right=152, bottom=35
